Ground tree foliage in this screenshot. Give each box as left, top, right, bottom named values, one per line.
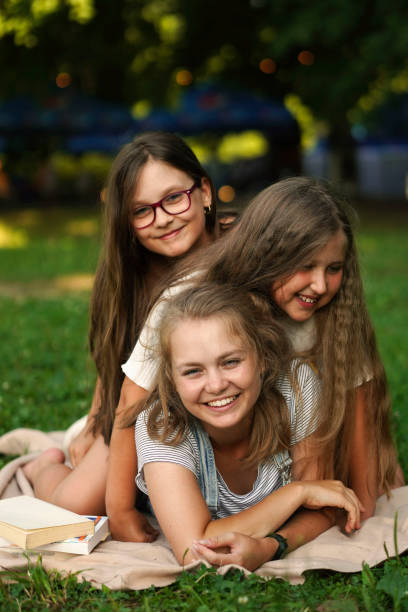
left=1, top=0, right=408, bottom=140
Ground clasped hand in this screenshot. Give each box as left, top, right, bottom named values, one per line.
left=191, top=480, right=364, bottom=571
left=191, top=532, right=274, bottom=572
left=299, top=479, right=364, bottom=533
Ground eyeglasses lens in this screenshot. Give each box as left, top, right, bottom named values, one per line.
left=161, top=192, right=190, bottom=214
left=133, top=191, right=191, bottom=229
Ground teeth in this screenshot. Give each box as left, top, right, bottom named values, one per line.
left=298, top=295, right=317, bottom=304
left=207, top=395, right=237, bottom=407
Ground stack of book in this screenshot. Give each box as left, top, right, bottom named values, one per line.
left=0, top=496, right=110, bottom=555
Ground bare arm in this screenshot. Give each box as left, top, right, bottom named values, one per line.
left=190, top=436, right=340, bottom=569
left=348, top=383, right=378, bottom=519
left=106, top=377, right=159, bottom=542
left=144, top=458, right=361, bottom=566
left=69, top=377, right=102, bottom=467
left=191, top=507, right=336, bottom=571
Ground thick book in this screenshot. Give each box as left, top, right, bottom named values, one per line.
left=0, top=496, right=94, bottom=549
left=36, top=515, right=110, bottom=554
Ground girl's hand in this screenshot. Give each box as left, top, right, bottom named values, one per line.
left=299, top=480, right=364, bottom=533
left=191, top=532, right=277, bottom=571
left=109, top=507, right=159, bottom=542
left=69, top=427, right=96, bottom=467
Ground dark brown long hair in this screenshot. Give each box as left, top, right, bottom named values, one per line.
left=171, top=177, right=397, bottom=492
left=89, top=131, right=217, bottom=443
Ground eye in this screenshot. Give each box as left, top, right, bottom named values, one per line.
left=182, top=368, right=202, bottom=377
left=132, top=206, right=151, bottom=218
left=327, top=264, right=344, bottom=274
left=301, top=264, right=314, bottom=271
left=163, top=191, right=184, bottom=205
left=223, top=358, right=241, bottom=368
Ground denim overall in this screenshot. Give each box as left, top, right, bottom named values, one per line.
left=191, top=419, right=293, bottom=518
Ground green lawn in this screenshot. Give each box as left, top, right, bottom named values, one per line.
left=0, top=202, right=407, bottom=610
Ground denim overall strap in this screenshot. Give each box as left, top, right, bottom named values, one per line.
left=191, top=420, right=219, bottom=516
left=273, top=450, right=292, bottom=486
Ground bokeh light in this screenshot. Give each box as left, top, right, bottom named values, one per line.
left=284, top=94, right=320, bottom=150
left=259, top=58, right=276, bottom=74
left=217, top=131, right=268, bottom=163
left=176, top=69, right=192, bottom=86
left=218, top=185, right=235, bottom=202
left=0, top=222, right=27, bottom=248
left=132, top=100, right=151, bottom=119
left=56, top=72, right=72, bottom=88
left=297, top=50, right=314, bottom=66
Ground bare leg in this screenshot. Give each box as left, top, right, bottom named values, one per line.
left=23, top=436, right=108, bottom=515
left=23, top=447, right=66, bottom=485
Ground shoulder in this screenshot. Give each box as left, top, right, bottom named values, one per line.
left=148, top=273, right=199, bottom=319
left=136, top=408, right=199, bottom=468
left=135, top=410, right=200, bottom=495
left=278, top=360, right=321, bottom=443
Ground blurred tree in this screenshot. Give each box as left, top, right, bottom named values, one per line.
left=1, top=0, right=408, bottom=179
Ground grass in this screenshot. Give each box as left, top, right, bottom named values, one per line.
left=0, top=201, right=407, bottom=609
left=1, top=555, right=408, bottom=610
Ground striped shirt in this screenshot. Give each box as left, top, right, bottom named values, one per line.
left=135, top=362, right=320, bottom=519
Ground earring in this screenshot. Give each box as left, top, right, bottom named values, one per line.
left=204, top=202, right=212, bottom=215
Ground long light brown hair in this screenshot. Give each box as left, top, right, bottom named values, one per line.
left=89, top=131, right=217, bottom=443
left=171, top=176, right=398, bottom=492
left=144, top=282, right=293, bottom=466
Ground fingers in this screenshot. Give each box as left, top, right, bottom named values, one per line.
left=70, top=450, right=79, bottom=468
left=68, top=439, right=84, bottom=467
left=191, top=541, right=232, bottom=567
left=194, top=532, right=236, bottom=550
left=329, top=481, right=364, bottom=533
left=71, top=448, right=85, bottom=468
left=346, top=491, right=365, bottom=532
left=302, top=480, right=365, bottom=533
left=69, top=432, right=95, bottom=467
left=68, top=443, right=76, bottom=466
left=342, top=492, right=359, bottom=532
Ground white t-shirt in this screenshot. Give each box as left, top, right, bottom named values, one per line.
left=135, top=362, right=320, bottom=518
left=122, top=280, right=191, bottom=390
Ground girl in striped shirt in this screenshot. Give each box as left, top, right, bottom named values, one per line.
left=135, top=281, right=362, bottom=570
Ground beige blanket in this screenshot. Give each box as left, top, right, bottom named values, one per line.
left=0, top=424, right=407, bottom=590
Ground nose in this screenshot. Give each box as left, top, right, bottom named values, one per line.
left=309, top=269, right=327, bottom=295
left=154, top=205, right=173, bottom=227
left=205, top=368, right=228, bottom=395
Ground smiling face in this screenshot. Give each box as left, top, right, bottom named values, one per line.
left=170, top=316, right=261, bottom=441
left=129, top=158, right=212, bottom=258
left=271, top=229, right=348, bottom=322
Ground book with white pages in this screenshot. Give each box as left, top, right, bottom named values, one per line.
left=0, top=496, right=94, bottom=549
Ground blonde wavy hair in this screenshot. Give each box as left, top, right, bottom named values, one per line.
left=143, top=282, right=293, bottom=467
